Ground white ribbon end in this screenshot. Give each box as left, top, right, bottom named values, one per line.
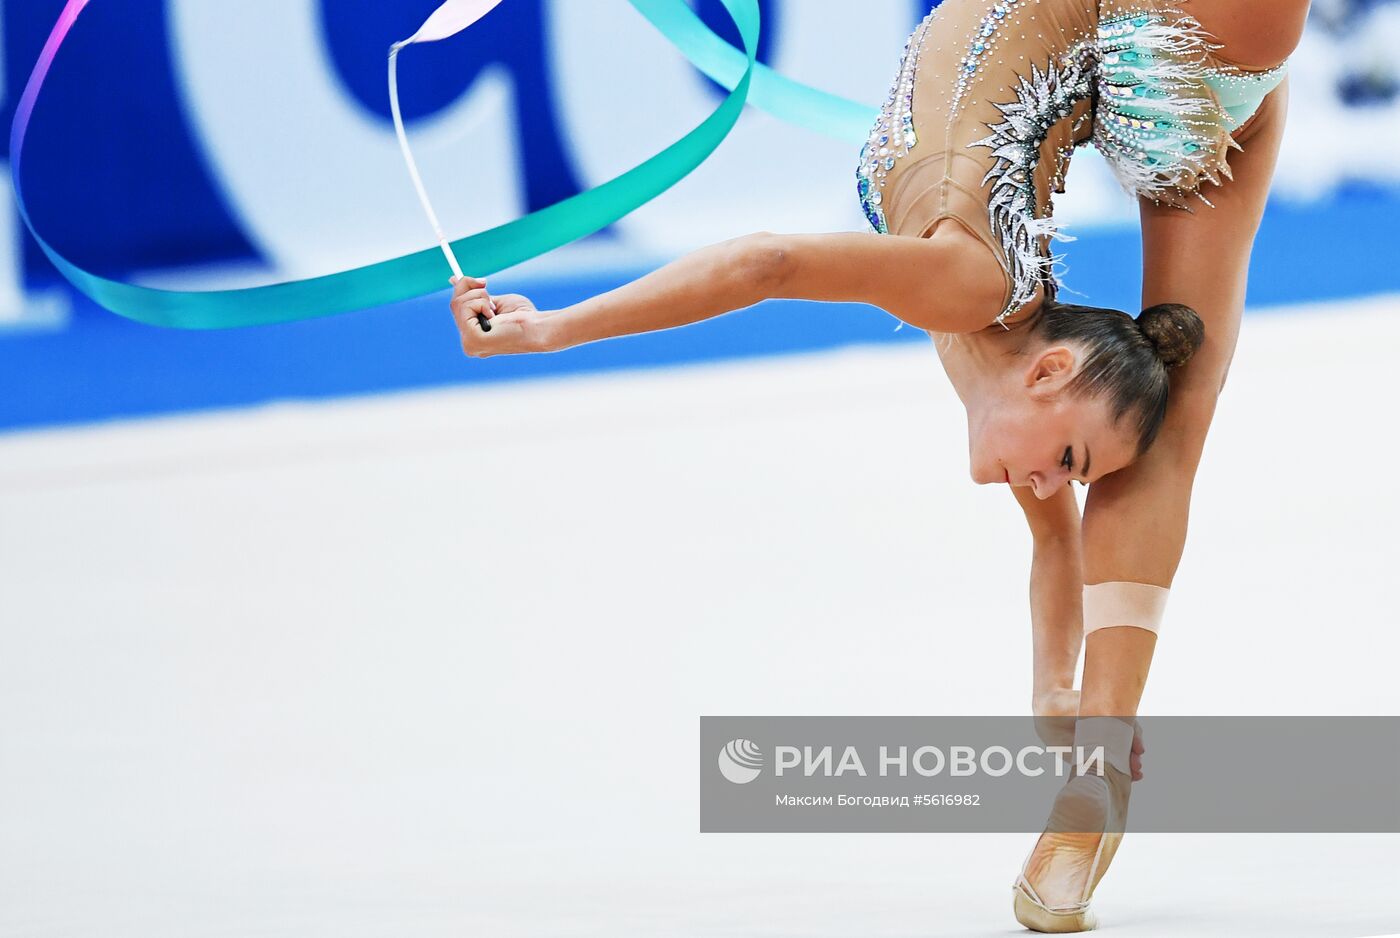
left=400, top=0, right=508, bottom=48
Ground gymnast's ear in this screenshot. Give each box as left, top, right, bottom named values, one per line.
left=1023, top=344, right=1079, bottom=397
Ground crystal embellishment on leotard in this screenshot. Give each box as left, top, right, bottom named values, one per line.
left=856, top=10, right=936, bottom=234
left=854, top=2, right=1288, bottom=331
left=951, top=0, right=1030, bottom=120
left=969, top=48, right=1097, bottom=327
left=963, top=8, right=1288, bottom=326
left=1090, top=9, right=1285, bottom=209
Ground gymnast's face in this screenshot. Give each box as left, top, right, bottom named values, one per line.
left=967, top=343, right=1139, bottom=499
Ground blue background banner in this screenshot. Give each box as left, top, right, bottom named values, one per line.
left=2, top=0, right=1397, bottom=430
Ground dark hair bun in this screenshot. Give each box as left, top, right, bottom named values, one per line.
left=1136, top=303, right=1205, bottom=369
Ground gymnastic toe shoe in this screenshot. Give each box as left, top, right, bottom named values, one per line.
left=1011, top=719, right=1134, bottom=933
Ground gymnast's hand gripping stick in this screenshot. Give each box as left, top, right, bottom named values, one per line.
left=388, top=0, right=506, bottom=332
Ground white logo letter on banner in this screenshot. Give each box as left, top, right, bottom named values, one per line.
left=166, top=0, right=523, bottom=278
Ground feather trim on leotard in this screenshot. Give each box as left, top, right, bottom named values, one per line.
left=1091, top=9, right=1238, bottom=209
left=858, top=5, right=1285, bottom=334
left=968, top=49, right=1096, bottom=327
left=970, top=9, right=1280, bottom=328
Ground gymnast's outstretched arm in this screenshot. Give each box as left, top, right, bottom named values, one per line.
left=1009, top=483, right=1085, bottom=709
left=449, top=228, right=1005, bottom=356
left=1078, top=78, right=1289, bottom=721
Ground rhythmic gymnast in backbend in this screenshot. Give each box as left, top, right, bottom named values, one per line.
left=446, top=0, right=1310, bottom=930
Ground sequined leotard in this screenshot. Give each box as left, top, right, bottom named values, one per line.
left=856, top=0, right=1288, bottom=328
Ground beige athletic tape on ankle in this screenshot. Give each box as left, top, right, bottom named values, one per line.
left=1072, top=716, right=1134, bottom=776
left=1083, top=581, right=1169, bottom=636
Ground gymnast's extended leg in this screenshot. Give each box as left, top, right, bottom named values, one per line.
left=1019, top=76, right=1292, bottom=921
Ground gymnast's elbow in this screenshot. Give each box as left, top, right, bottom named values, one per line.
left=733, top=231, right=792, bottom=302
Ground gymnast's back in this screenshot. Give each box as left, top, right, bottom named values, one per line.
left=856, top=0, right=1288, bottom=328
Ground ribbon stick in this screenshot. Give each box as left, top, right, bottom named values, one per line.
left=10, top=0, right=874, bottom=329
left=389, top=0, right=509, bottom=282
left=389, top=0, right=509, bottom=328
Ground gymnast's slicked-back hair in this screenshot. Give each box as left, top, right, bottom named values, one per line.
left=1030, top=300, right=1206, bottom=458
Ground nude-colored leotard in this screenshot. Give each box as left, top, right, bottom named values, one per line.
left=855, top=0, right=1288, bottom=329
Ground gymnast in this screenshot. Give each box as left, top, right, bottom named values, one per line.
left=446, top=0, right=1310, bottom=929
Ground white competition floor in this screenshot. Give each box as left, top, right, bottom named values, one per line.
left=2, top=295, right=1398, bottom=937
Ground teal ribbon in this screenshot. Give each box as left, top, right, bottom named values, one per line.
left=12, top=0, right=875, bottom=329
left=628, top=0, right=873, bottom=144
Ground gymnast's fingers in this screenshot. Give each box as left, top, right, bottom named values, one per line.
left=450, top=300, right=493, bottom=336
left=453, top=296, right=496, bottom=320
left=457, top=286, right=491, bottom=304
left=451, top=275, right=487, bottom=298
left=449, top=303, right=475, bottom=337
left=1130, top=720, right=1146, bottom=781
left=454, top=285, right=499, bottom=314
left=456, top=311, right=492, bottom=357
